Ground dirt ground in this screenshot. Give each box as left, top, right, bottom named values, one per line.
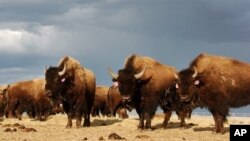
left=0, top=114, right=250, bottom=141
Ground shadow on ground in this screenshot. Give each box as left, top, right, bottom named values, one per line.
left=193, top=126, right=229, bottom=133
left=152, top=122, right=198, bottom=130
left=91, top=119, right=122, bottom=127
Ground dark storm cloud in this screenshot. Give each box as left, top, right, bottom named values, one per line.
left=0, top=0, right=250, bottom=85
left=49, top=0, right=250, bottom=43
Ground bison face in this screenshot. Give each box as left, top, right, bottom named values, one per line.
left=0, top=85, right=9, bottom=105
left=108, top=66, right=147, bottom=108
left=45, top=65, right=69, bottom=99
left=117, top=70, right=138, bottom=104
left=176, top=67, right=204, bottom=104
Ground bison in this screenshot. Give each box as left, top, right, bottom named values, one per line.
left=92, top=85, right=129, bottom=119
left=4, top=78, right=53, bottom=121
left=176, top=53, right=250, bottom=133
left=92, top=86, right=111, bottom=117
left=45, top=56, right=96, bottom=128
left=108, top=54, right=179, bottom=129
left=107, top=85, right=129, bottom=119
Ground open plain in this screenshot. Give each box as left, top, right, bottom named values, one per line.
left=1, top=114, right=250, bottom=141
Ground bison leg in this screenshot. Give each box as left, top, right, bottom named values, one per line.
left=66, top=114, right=73, bottom=128
left=6, top=107, right=14, bottom=118
left=34, top=106, right=42, bottom=121
left=138, top=113, right=145, bottom=129
left=5, top=99, right=17, bottom=118
left=63, top=102, right=73, bottom=128
left=145, top=113, right=153, bottom=130
left=215, top=114, right=225, bottom=134
left=178, top=111, right=187, bottom=128
left=162, top=110, right=172, bottom=129
left=83, top=114, right=90, bottom=127
left=211, top=112, right=225, bottom=134
left=15, top=105, right=22, bottom=120
left=75, top=114, right=82, bottom=128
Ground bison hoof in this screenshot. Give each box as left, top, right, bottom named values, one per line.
left=137, top=126, right=144, bottom=130
left=162, top=124, right=168, bottom=129
left=83, top=123, right=90, bottom=127
left=162, top=126, right=168, bottom=129
left=146, top=128, right=153, bottom=131
left=213, top=128, right=225, bottom=134
left=66, top=125, right=72, bottom=128
left=179, top=125, right=188, bottom=130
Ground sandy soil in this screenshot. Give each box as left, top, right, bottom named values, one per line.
left=0, top=114, right=250, bottom=141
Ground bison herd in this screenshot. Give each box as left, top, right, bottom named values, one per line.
left=1, top=53, right=250, bottom=134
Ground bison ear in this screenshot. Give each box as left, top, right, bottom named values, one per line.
left=113, top=81, right=119, bottom=87
left=175, top=83, right=179, bottom=89
left=2, top=84, right=10, bottom=94
left=61, top=78, right=66, bottom=83
left=194, top=80, right=200, bottom=85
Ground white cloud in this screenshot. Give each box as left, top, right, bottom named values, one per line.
left=0, top=29, right=26, bottom=53
left=0, top=25, right=71, bottom=56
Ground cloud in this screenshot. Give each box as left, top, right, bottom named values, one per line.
left=0, top=25, right=72, bottom=57
left=0, top=0, right=250, bottom=86
left=0, top=67, right=43, bottom=85
left=0, top=29, right=26, bottom=53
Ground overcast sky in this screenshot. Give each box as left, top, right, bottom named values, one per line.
left=1, top=0, right=250, bottom=87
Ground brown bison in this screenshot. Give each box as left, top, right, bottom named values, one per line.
left=176, top=53, right=250, bottom=133
left=45, top=56, right=96, bottom=128
left=92, top=85, right=129, bottom=119
left=107, top=85, right=129, bottom=119
left=108, top=54, right=179, bottom=129
left=92, top=86, right=110, bottom=117
left=4, top=78, right=53, bottom=121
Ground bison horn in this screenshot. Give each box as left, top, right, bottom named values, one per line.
left=134, top=65, right=147, bottom=79
left=174, top=72, right=179, bottom=79
left=58, top=64, right=67, bottom=76
left=192, top=66, right=198, bottom=78
left=108, top=67, right=118, bottom=80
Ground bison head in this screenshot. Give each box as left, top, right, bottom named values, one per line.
left=0, top=85, right=9, bottom=105
left=45, top=64, right=71, bottom=99
left=176, top=67, right=203, bottom=106
left=108, top=65, right=148, bottom=108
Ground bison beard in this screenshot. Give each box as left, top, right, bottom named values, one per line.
left=177, top=53, right=250, bottom=134
left=45, top=56, right=95, bottom=128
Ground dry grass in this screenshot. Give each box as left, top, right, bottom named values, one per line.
left=0, top=114, right=250, bottom=141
